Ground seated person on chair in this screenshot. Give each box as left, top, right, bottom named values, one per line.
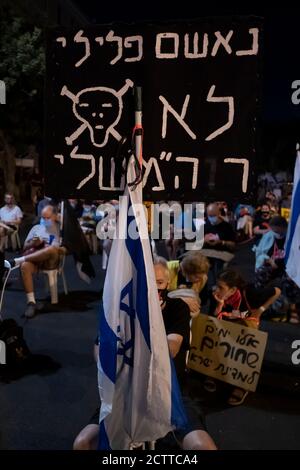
left=8, top=205, right=66, bottom=318
left=0, top=193, right=23, bottom=247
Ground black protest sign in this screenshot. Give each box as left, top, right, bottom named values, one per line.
left=45, top=18, right=261, bottom=201
left=188, top=315, right=268, bottom=392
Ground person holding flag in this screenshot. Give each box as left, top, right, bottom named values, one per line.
left=97, top=161, right=188, bottom=449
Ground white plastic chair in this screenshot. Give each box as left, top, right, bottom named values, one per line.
left=42, top=254, right=68, bottom=304
left=4, top=227, right=22, bottom=251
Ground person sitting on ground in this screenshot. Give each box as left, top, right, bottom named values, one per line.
left=204, top=269, right=281, bottom=405
left=7, top=205, right=66, bottom=318
left=165, top=251, right=210, bottom=317
left=73, top=261, right=217, bottom=451
left=253, top=203, right=271, bottom=241
left=154, top=260, right=217, bottom=450
left=253, top=215, right=288, bottom=288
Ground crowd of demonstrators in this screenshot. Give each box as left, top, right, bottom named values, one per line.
left=1, top=177, right=300, bottom=451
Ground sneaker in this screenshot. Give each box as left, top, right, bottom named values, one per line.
left=25, top=302, right=37, bottom=318
left=203, top=377, right=217, bottom=393
left=5, top=259, right=18, bottom=270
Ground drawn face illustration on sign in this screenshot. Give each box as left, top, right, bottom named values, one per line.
left=61, top=79, right=133, bottom=147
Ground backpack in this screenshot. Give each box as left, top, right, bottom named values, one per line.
left=0, top=319, right=31, bottom=368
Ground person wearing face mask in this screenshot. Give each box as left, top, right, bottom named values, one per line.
left=7, top=205, right=66, bottom=318
left=72, top=260, right=217, bottom=451
left=202, top=203, right=236, bottom=287
left=253, top=203, right=271, bottom=241
left=204, top=269, right=281, bottom=404
left=153, top=259, right=217, bottom=450
left=254, top=216, right=288, bottom=289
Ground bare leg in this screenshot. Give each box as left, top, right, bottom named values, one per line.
left=73, top=424, right=99, bottom=450
left=20, top=261, right=38, bottom=293
left=22, top=246, right=65, bottom=265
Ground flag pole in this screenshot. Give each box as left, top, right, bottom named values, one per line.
left=60, top=200, right=64, bottom=246
left=128, top=86, right=143, bottom=190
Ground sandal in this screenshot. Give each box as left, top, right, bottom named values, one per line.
left=228, top=388, right=249, bottom=406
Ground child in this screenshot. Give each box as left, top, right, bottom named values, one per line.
left=204, top=269, right=281, bottom=405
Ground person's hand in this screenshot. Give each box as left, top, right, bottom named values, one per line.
left=206, top=239, right=220, bottom=246
left=31, top=236, right=41, bottom=245
left=213, top=291, right=225, bottom=304
left=179, top=297, right=200, bottom=317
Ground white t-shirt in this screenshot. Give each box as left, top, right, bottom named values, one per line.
left=0, top=205, right=23, bottom=223
left=25, top=223, right=60, bottom=247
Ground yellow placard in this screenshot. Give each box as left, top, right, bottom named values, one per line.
left=188, top=315, right=268, bottom=392
left=280, top=208, right=291, bottom=221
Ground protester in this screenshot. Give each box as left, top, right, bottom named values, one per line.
left=73, top=261, right=217, bottom=451
left=201, top=203, right=236, bottom=287
left=205, top=269, right=281, bottom=405
left=166, top=252, right=210, bottom=317
left=7, top=205, right=65, bottom=318
left=253, top=215, right=288, bottom=288
left=253, top=203, right=271, bottom=241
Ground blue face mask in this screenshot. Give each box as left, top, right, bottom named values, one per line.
left=40, top=217, right=52, bottom=228
left=208, top=215, right=219, bottom=225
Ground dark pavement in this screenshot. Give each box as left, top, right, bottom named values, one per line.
left=0, top=225, right=300, bottom=450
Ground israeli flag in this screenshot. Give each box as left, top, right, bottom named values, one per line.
left=98, top=176, right=187, bottom=450
left=285, top=147, right=300, bottom=287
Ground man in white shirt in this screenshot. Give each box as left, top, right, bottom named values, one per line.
left=7, top=205, right=66, bottom=318
left=0, top=193, right=23, bottom=230
left=0, top=194, right=23, bottom=280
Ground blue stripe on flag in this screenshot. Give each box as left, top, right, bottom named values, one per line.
left=285, top=178, right=300, bottom=262
left=99, top=420, right=111, bottom=450
left=125, top=211, right=151, bottom=350
left=170, top=358, right=188, bottom=429
left=99, top=303, right=118, bottom=383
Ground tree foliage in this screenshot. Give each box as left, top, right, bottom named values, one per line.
left=0, top=0, right=45, bottom=143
